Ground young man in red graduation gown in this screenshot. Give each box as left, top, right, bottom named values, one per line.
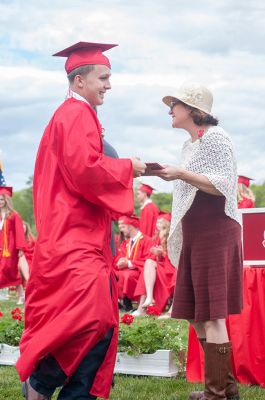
left=114, top=215, right=153, bottom=309
left=137, top=183, right=159, bottom=238
left=16, top=42, right=146, bottom=400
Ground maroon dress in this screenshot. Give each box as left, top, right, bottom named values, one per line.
left=172, top=190, right=243, bottom=322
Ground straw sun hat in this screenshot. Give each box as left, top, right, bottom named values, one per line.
left=162, top=82, right=213, bottom=115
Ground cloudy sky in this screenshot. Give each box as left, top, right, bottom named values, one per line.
left=0, top=0, right=265, bottom=193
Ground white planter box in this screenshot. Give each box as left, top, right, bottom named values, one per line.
left=0, top=344, right=20, bottom=365
left=114, top=349, right=178, bottom=377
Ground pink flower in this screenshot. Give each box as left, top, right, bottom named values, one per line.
left=147, top=305, right=161, bottom=316
left=121, top=313, right=134, bottom=325
left=197, top=129, right=205, bottom=138
left=0, top=311, right=3, bottom=317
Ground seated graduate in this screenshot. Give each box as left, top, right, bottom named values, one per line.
left=113, top=215, right=153, bottom=311
left=133, top=212, right=176, bottom=316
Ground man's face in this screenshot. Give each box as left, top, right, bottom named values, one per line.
left=81, top=65, right=111, bottom=106
left=122, top=224, right=131, bottom=238
left=137, top=190, right=146, bottom=204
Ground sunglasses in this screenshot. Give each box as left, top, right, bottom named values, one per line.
left=169, top=100, right=181, bottom=111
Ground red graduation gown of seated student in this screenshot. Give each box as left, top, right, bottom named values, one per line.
left=139, top=201, right=159, bottom=238
left=134, top=237, right=177, bottom=311
left=114, top=233, right=153, bottom=300
left=23, top=235, right=35, bottom=270
left=0, top=211, right=26, bottom=288
left=16, top=98, right=134, bottom=399
left=238, top=197, right=255, bottom=208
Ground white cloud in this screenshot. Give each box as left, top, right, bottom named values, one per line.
left=0, top=0, right=264, bottom=193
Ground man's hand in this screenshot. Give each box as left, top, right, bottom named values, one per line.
left=117, top=257, right=128, bottom=270
left=130, top=157, right=147, bottom=178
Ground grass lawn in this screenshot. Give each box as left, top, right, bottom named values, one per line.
left=0, top=366, right=264, bottom=399
left=1, top=299, right=265, bottom=399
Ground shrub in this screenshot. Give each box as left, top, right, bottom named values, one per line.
left=118, top=314, right=186, bottom=357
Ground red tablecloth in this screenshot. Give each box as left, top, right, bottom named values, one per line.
left=186, top=267, right=265, bottom=387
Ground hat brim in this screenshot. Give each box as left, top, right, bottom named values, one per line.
left=162, top=95, right=212, bottom=115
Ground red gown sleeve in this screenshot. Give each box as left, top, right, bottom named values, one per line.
left=55, top=101, right=134, bottom=215
left=113, top=240, right=128, bottom=270
left=13, top=212, right=26, bottom=250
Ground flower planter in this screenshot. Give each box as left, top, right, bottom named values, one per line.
left=0, top=343, right=20, bottom=365
left=115, top=349, right=178, bottom=377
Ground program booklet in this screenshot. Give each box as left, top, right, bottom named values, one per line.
left=143, top=162, right=164, bottom=176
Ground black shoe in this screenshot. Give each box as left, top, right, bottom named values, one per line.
left=123, top=297, right=133, bottom=312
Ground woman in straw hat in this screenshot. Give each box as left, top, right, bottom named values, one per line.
left=155, top=83, right=242, bottom=399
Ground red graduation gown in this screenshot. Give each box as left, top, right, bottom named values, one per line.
left=134, top=238, right=176, bottom=311
left=139, top=202, right=159, bottom=238
left=16, top=98, right=134, bottom=399
left=238, top=197, right=255, bottom=208
left=114, top=234, right=153, bottom=299
left=23, top=235, right=35, bottom=270
left=0, top=211, right=25, bottom=288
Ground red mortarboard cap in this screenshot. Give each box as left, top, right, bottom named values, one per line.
left=53, top=42, right=118, bottom=74
left=122, top=215, right=139, bottom=228
left=0, top=186, right=13, bottom=197
left=238, top=175, right=254, bottom=188
left=158, top=211, right=171, bottom=222
left=139, top=184, right=155, bottom=195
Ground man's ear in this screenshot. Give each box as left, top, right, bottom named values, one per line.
left=74, top=74, right=84, bottom=88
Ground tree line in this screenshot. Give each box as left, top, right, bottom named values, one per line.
left=12, top=177, right=265, bottom=236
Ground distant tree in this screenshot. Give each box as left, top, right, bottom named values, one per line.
left=152, top=192, right=172, bottom=212
left=251, top=182, right=265, bottom=207
left=12, top=176, right=35, bottom=234
left=134, top=191, right=173, bottom=216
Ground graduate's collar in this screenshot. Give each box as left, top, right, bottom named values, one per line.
left=141, top=198, right=152, bottom=209
left=66, top=89, right=91, bottom=106
left=130, top=231, right=142, bottom=242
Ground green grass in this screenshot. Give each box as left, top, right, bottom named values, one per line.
left=0, top=366, right=264, bottom=400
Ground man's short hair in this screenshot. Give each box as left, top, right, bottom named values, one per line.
left=67, top=65, right=95, bottom=83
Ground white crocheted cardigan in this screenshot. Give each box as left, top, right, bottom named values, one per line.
left=168, top=126, right=241, bottom=267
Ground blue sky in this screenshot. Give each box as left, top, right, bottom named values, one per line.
left=0, top=0, right=265, bottom=193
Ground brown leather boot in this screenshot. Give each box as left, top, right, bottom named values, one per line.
left=189, top=339, right=239, bottom=400
left=22, top=378, right=51, bottom=400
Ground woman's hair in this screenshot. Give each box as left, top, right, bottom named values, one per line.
left=67, top=65, right=95, bottom=83
left=23, top=221, right=35, bottom=240
left=158, top=219, right=171, bottom=251
left=0, top=194, right=14, bottom=217
left=237, top=183, right=255, bottom=202
left=177, top=100, right=219, bottom=126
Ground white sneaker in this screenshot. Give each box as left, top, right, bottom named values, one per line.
left=131, top=309, right=146, bottom=317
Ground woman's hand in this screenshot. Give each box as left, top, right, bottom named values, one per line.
left=150, top=245, right=163, bottom=256
left=154, top=165, right=184, bottom=181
